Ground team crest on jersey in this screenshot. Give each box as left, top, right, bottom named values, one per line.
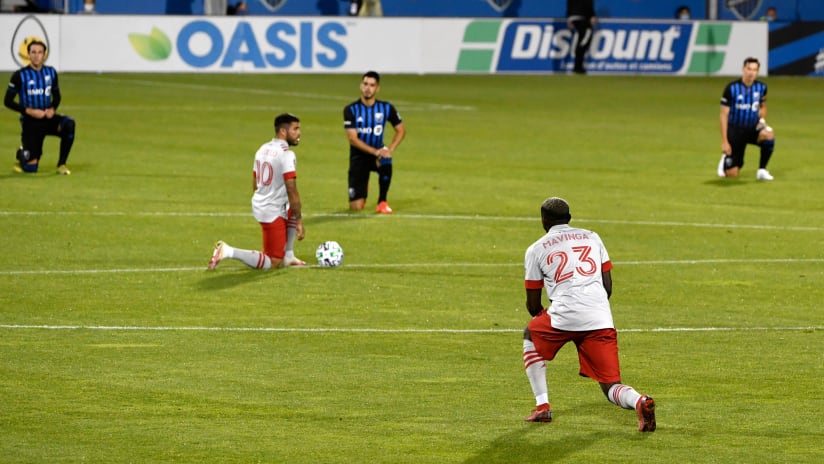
left=375, top=112, right=384, bottom=122
left=486, top=0, right=513, bottom=12
left=258, top=0, right=287, bottom=12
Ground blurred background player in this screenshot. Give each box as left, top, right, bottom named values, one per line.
left=566, top=0, right=596, bottom=74
left=208, top=113, right=306, bottom=270
left=4, top=39, right=75, bottom=175
left=718, top=57, right=775, bottom=181
left=344, top=71, right=406, bottom=213
left=521, top=197, right=656, bottom=432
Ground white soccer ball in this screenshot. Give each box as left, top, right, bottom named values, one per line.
left=315, top=241, right=344, bottom=267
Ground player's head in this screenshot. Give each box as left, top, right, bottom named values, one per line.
left=541, top=197, right=571, bottom=231
left=360, top=71, right=381, bottom=100
left=27, top=39, right=47, bottom=54
left=742, top=57, right=760, bottom=83
left=24, top=39, right=47, bottom=68
left=362, top=70, right=380, bottom=83
left=274, top=113, right=301, bottom=146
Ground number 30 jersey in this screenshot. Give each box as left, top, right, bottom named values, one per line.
left=251, top=138, right=296, bottom=223
left=524, top=224, right=614, bottom=331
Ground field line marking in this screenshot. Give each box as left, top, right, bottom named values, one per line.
left=2, top=210, right=820, bottom=232
left=0, top=258, right=822, bottom=276
left=0, top=325, right=819, bottom=334
left=79, top=76, right=477, bottom=111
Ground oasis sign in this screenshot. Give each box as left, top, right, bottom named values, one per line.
left=129, top=20, right=347, bottom=69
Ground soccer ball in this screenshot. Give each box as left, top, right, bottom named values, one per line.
left=315, top=241, right=344, bottom=267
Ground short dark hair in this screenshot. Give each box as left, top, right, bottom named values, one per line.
left=274, top=113, right=299, bottom=131
left=362, top=70, right=380, bottom=83
left=743, top=56, right=761, bottom=68
left=27, top=39, right=47, bottom=54
left=541, top=197, right=571, bottom=223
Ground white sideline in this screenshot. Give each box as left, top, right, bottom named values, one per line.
left=1, top=210, right=821, bottom=231
left=0, top=324, right=820, bottom=334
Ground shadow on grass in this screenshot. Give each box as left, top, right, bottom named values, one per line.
left=197, top=268, right=280, bottom=290
left=703, top=178, right=750, bottom=187
left=463, top=428, right=605, bottom=463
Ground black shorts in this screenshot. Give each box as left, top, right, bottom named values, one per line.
left=348, top=154, right=379, bottom=201
left=21, top=114, right=71, bottom=159
left=727, top=125, right=760, bottom=169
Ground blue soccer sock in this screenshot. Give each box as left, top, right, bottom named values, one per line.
left=759, top=139, right=775, bottom=169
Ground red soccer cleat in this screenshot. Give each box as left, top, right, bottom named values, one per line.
left=524, top=403, right=552, bottom=423
left=375, top=201, right=393, bottom=214
left=636, top=395, right=656, bottom=432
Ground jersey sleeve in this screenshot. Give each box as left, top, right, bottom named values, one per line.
left=51, top=70, right=61, bottom=109
left=343, top=105, right=354, bottom=129
left=388, top=103, right=402, bottom=126
left=524, top=245, right=545, bottom=289
left=3, top=70, right=24, bottom=113
left=720, top=83, right=732, bottom=106
left=282, top=150, right=297, bottom=180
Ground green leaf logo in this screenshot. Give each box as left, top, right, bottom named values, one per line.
left=128, top=27, right=172, bottom=61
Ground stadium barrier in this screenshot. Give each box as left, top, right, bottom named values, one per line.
left=0, top=14, right=773, bottom=75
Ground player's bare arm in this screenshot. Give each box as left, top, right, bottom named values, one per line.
left=285, top=178, right=304, bottom=240
left=525, top=288, right=544, bottom=317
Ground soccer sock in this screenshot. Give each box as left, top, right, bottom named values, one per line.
left=607, top=384, right=642, bottom=410
left=284, top=218, right=297, bottom=260
left=58, top=118, right=75, bottom=166
left=230, top=247, right=272, bottom=270
left=377, top=162, right=392, bottom=203
left=759, top=139, right=774, bottom=169
left=523, top=339, right=549, bottom=406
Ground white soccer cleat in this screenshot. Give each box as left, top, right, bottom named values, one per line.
left=717, top=154, right=727, bottom=177
left=208, top=241, right=226, bottom=270
left=756, top=169, right=774, bottom=181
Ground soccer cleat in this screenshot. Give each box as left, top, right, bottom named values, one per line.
left=207, top=241, right=226, bottom=270
left=375, top=201, right=393, bottom=214
left=756, top=168, right=774, bottom=181
left=57, top=165, right=71, bottom=175
left=13, top=161, right=23, bottom=173
left=524, top=403, right=552, bottom=423
left=717, top=154, right=727, bottom=177
left=635, top=395, right=656, bottom=432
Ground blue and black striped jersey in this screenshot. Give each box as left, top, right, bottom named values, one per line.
left=720, top=79, right=767, bottom=129
left=343, top=99, right=402, bottom=156
left=4, top=65, right=61, bottom=113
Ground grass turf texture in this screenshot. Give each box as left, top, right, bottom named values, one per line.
left=1, top=73, right=822, bottom=463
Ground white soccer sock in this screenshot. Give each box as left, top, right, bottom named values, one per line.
left=230, top=248, right=272, bottom=270
left=284, top=220, right=297, bottom=260
left=523, top=339, right=549, bottom=406
left=607, top=384, right=642, bottom=410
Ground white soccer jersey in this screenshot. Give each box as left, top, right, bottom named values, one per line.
left=524, top=224, right=614, bottom=331
left=251, top=138, right=296, bottom=223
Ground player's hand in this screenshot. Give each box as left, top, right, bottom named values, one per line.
left=295, top=222, right=305, bottom=241
left=26, top=108, right=46, bottom=119
left=721, top=141, right=731, bottom=156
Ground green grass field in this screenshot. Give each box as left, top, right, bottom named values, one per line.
left=1, top=72, right=822, bottom=463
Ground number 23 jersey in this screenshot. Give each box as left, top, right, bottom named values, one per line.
left=524, top=224, right=614, bottom=331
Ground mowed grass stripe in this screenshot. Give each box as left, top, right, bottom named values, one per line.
left=0, top=257, right=822, bottom=276
left=1, top=324, right=820, bottom=333
left=1, top=210, right=821, bottom=231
